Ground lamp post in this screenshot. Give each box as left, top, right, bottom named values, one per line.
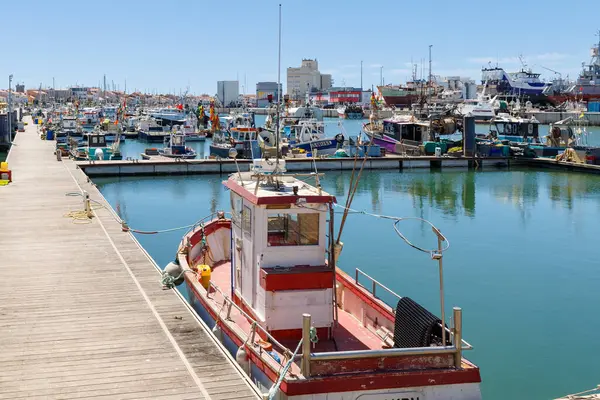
left=8, top=75, right=13, bottom=143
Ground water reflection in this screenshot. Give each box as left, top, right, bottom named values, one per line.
left=387, top=172, right=474, bottom=218
left=209, top=177, right=221, bottom=214
left=546, top=172, right=600, bottom=210
left=330, top=169, right=600, bottom=219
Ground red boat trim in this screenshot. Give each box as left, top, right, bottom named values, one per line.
left=284, top=367, right=481, bottom=396
left=310, top=353, right=454, bottom=375
left=270, top=326, right=330, bottom=342
left=260, top=265, right=334, bottom=291
left=188, top=219, right=230, bottom=248
left=224, top=179, right=336, bottom=205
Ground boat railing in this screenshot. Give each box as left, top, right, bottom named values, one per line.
left=205, top=280, right=301, bottom=372
left=353, top=267, right=473, bottom=353
left=302, top=307, right=471, bottom=376
left=183, top=212, right=231, bottom=238
left=355, top=267, right=401, bottom=303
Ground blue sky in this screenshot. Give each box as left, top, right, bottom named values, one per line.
left=1, top=0, right=597, bottom=94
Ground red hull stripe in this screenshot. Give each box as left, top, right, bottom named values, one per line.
left=260, top=266, right=334, bottom=291
left=224, top=179, right=336, bottom=205
left=285, top=367, right=481, bottom=396
left=270, top=326, right=330, bottom=341
left=310, top=353, right=454, bottom=375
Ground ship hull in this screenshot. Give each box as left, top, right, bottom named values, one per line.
left=380, top=94, right=419, bottom=107
left=371, top=135, right=399, bottom=154
left=184, top=273, right=482, bottom=400
left=291, top=138, right=338, bottom=155
left=345, top=112, right=364, bottom=119
left=547, top=91, right=600, bottom=104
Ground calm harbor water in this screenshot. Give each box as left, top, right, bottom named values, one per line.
left=95, top=167, right=600, bottom=400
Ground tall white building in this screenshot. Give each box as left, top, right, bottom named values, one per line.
left=217, top=81, right=240, bottom=107
left=286, top=59, right=333, bottom=100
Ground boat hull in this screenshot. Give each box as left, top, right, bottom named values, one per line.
left=159, top=152, right=197, bottom=159
left=210, top=141, right=262, bottom=159
left=371, top=135, right=399, bottom=154
left=184, top=275, right=482, bottom=400
left=380, top=94, right=419, bottom=107
left=185, top=135, right=207, bottom=142
left=291, top=138, right=338, bottom=155
left=345, top=112, right=364, bottom=119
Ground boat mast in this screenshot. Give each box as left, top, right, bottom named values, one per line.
left=275, top=3, right=282, bottom=169
left=428, top=44, right=433, bottom=105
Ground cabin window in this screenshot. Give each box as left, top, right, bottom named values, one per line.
left=231, top=193, right=243, bottom=226
left=267, top=213, right=319, bottom=246
left=242, top=206, right=252, bottom=235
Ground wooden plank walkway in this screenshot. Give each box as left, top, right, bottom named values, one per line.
left=0, top=117, right=259, bottom=400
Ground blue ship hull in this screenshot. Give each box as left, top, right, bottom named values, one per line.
left=291, top=138, right=338, bottom=155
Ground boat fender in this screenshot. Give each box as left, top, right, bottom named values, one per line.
left=94, top=148, right=104, bottom=160
left=212, top=323, right=224, bottom=342
left=235, top=346, right=251, bottom=374
left=162, top=258, right=184, bottom=288
left=199, top=264, right=212, bottom=289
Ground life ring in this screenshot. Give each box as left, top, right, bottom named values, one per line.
left=334, top=133, right=345, bottom=144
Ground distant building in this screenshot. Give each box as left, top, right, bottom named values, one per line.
left=286, top=59, right=332, bottom=100
left=320, top=74, right=332, bottom=90
left=217, top=81, right=239, bottom=107
left=70, top=87, right=90, bottom=101
left=47, top=89, right=70, bottom=103
left=328, top=87, right=362, bottom=104
left=256, top=82, right=282, bottom=108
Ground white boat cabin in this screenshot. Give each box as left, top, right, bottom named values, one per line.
left=225, top=160, right=335, bottom=339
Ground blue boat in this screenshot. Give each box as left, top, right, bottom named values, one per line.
left=142, top=130, right=196, bottom=159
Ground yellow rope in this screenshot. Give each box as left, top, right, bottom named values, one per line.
left=63, top=204, right=104, bottom=224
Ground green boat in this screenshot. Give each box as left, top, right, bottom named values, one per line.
left=71, top=134, right=122, bottom=161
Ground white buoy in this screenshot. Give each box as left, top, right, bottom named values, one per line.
left=163, top=259, right=184, bottom=287
left=235, top=345, right=250, bottom=375
left=212, top=323, right=223, bottom=343
left=94, top=148, right=104, bottom=160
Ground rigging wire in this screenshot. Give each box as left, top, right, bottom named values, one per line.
left=331, top=203, right=450, bottom=255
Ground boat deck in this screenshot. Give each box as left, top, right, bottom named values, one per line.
left=0, top=117, right=259, bottom=400
left=195, top=260, right=386, bottom=371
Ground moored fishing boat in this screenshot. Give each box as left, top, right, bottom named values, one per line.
left=210, top=109, right=265, bottom=159
left=71, top=133, right=121, bottom=160
left=287, top=119, right=341, bottom=156
left=141, top=129, right=196, bottom=160
left=485, top=113, right=540, bottom=144
left=169, top=158, right=482, bottom=400
left=337, top=104, right=364, bottom=119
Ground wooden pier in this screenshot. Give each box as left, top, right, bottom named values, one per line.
left=0, top=117, right=259, bottom=400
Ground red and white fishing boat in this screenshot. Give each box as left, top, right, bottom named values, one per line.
left=173, top=159, right=482, bottom=400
